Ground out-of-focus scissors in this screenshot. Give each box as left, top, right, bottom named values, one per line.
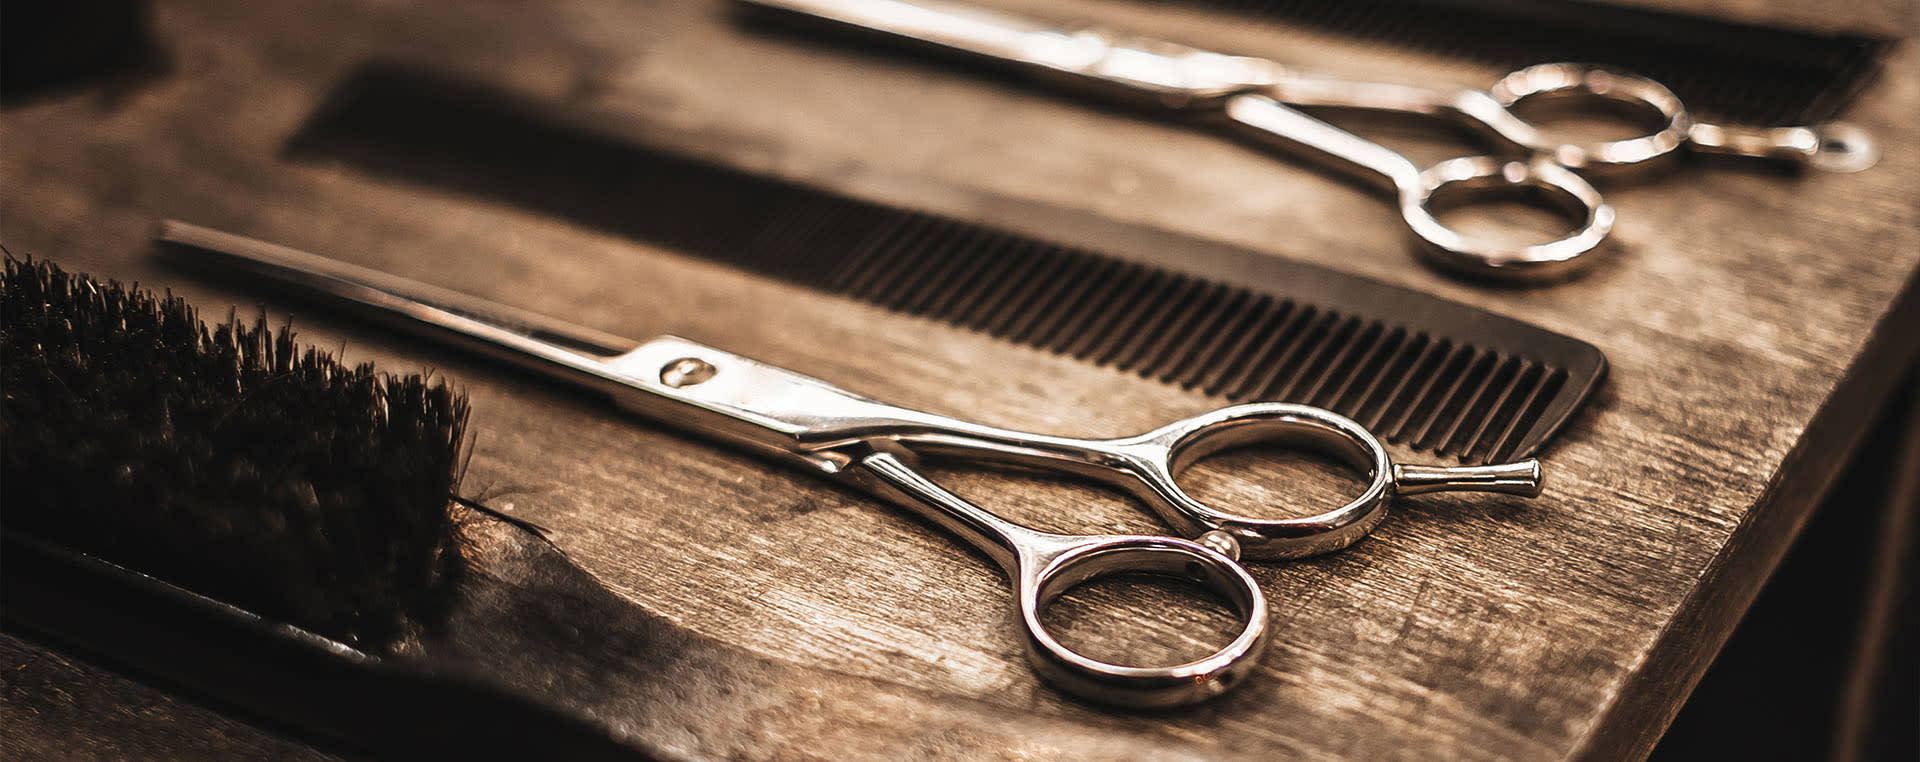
left=738, top=0, right=1878, bottom=282
left=161, top=220, right=1543, bottom=707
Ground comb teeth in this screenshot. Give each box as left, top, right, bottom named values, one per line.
left=808, top=221, right=1556, bottom=461
left=287, top=64, right=1606, bottom=464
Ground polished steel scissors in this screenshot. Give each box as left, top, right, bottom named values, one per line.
left=739, top=0, right=1878, bottom=282
left=160, top=220, right=1543, bottom=707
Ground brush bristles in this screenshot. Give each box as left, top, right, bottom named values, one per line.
left=1, top=257, right=470, bottom=648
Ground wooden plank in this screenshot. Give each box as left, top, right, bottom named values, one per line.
left=0, top=634, right=358, bottom=762
left=2, top=0, right=1916, bottom=759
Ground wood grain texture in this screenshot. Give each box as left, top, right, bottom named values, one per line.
left=1, top=0, right=1915, bottom=760
left=0, top=634, right=358, bottom=762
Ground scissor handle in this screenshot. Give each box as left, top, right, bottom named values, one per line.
left=857, top=450, right=1269, bottom=708
left=1015, top=532, right=1270, bottom=707
left=1224, top=94, right=1614, bottom=283
left=1482, top=63, right=1880, bottom=175
left=1105, top=403, right=1543, bottom=559
left=1400, top=155, right=1615, bottom=282
left=1481, top=63, right=1693, bottom=176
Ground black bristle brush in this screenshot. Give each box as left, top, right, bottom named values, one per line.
left=1, top=256, right=469, bottom=649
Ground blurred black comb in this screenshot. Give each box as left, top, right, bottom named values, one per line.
left=1139, top=0, right=1891, bottom=127
left=285, top=64, right=1606, bottom=463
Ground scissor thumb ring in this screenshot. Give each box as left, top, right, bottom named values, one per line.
left=1118, top=403, right=1545, bottom=559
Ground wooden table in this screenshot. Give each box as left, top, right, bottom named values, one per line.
left=2, top=1, right=1915, bottom=760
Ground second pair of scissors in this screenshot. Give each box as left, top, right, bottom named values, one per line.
left=740, top=0, right=1878, bottom=283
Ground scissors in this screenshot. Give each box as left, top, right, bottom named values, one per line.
left=737, top=0, right=1878, bottom=282
left=159, top=220, right=1543, bottom=707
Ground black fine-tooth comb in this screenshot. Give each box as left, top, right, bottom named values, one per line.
left=284, top=64, right=1606, bottom=463
left=1141, top=0, right=1891, bottom=127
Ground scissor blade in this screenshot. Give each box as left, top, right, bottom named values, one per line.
left=741, top=0, right=1265, bottom=108
left=155, top=220, right=640, bottom=389
left=741, top=0, right=1067, bottom=66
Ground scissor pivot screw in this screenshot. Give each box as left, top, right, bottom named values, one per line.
left=1196, top=530, right=1241, bottom=561
left=660, top=357, right=717, bottom=387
